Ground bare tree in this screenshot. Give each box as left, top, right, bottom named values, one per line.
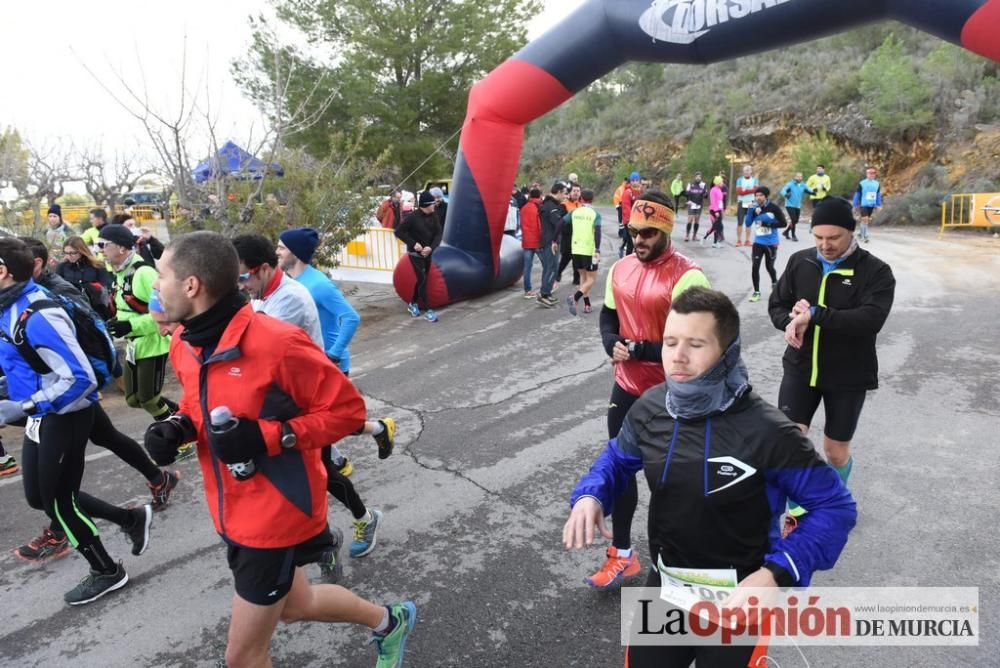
left=73, top=25, right=339, bottom=235
left=78, top=147, right=150, bottom=210
left=25, top=141, right=81, bottom=233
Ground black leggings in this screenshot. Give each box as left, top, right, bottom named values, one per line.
left=751, top=243, right=778, bottom=292
left=786, top=206, right=800, bottom=235
left=322, top=446, right=367, bottom=520
left=125, top=354, right=172, bottom=420
left=410, top=254, right=431, bottom=307
left=557, top=234, right=578, bottom=285
left=709, top=210, right=724, bottom=242
left=625, top=570, right=758, bottom=667
left=607, top=382, right=640, bottom=550
left=24, top=406, right=129, bottom=571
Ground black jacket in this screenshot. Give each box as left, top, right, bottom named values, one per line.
left=573, top=386, right=857, bottom=586
left=395, top=210, right=443, bottom=253
left=56, top=259, right=114, bottom=291
left=538, top=196, right=566, bottom=246
left=769, top=245, right=895, bottom=390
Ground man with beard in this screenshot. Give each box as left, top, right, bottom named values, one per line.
left=587, top=190, right=710, bottom=589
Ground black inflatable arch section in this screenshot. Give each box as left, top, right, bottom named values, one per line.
left=393, top=0, right=1000, bottom=308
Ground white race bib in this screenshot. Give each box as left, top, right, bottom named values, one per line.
left=125, top=341, right=136, bottom=364
left=864, top=191, right=877, bottom=204
left=754, top=224, right=771, bottom=237
left=25, top=416, right=42, bottom=443
left=658, top=555, right=738, bottom=617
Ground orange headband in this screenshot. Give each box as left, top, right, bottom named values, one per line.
left=629, top=200, right=675, bottom=235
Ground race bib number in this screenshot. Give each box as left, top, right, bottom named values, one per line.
left=658, top=555, right=738, bottom=616
left=688, top=203, right=701, bottom=211
left=754, top=224, right=771, bottom=236
left=25, top=416, right=42, bottom=443
left=125, top=341, right=137, bottom=364
left=864, top=191, right=877, bottom=204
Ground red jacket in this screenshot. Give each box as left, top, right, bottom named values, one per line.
left=377, top=198, right=401, bottom=229
left=609, top=247, right=704, bottom=396
left=171, top=304, right=366, bottom=548
left=620, top=185, right=642, bottom=226
left=519, top=197, right=543, bottom=249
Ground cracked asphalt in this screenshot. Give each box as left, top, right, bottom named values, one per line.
left=1, top=212, right=998, bottom=667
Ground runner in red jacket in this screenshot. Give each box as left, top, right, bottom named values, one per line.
left=519, top=189, right=544, bottom=297
left=144, top=231, right=416, bottom=667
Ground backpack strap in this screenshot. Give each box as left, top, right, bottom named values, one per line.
left=122, top=260, right=153, bottom=314
left=0, top=300, right=60, bottom=375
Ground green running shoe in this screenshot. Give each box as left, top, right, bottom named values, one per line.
left=371, top=601, right=417, bottom=668
left=748, top=292, right=761, bottom=303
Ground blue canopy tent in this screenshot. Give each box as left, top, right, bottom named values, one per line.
left=192, top=141, right=284, bottom=184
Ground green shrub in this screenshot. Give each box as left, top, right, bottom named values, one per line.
left=859, top=35, right=934, bottom=138
left=878, top=188, right=945, bottom=226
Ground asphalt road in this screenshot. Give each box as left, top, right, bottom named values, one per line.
left=1, top=211, right=997, bottom=667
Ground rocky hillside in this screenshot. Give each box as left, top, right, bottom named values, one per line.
left=519, top=22, right=1000, bottom=225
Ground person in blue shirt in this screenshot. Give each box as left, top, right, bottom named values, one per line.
left=277, top=228, right=397, bottom=558
left=743, top=187, right=788, bottom=303
left=780, top=172, right=810, bottom=242
left=0, top=237, right=153, bottom=605
left=852, top=167, right=883, bottom=243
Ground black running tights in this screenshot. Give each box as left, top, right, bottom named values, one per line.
left=322, top=446, right=367, bottom=520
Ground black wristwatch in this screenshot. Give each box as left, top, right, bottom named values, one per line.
left=280, top=423, right=297, bottom=449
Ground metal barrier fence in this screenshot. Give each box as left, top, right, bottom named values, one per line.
left=334, top=227, right=404, bottom=272
left=940, top=192, right=1000, bottom=238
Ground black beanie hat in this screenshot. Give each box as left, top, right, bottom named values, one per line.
left=812, top=197, right=857, bottom=232
left=48, top=204, right=62, bottom=220
left=98, top=224, right=136, bottom=249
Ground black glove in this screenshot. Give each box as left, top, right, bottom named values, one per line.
left=209, top=418, right=268, bottom=465
left=145, top=414, right=195, bottom=465
left=107, top=319, right=133, bottom=337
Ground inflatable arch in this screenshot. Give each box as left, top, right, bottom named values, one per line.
left=393, top=0, right=1000, bottom=308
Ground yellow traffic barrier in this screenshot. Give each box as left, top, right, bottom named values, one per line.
left=940, top=193, right=1000, bottom=238
left=335, top=228, right=405, bottom=272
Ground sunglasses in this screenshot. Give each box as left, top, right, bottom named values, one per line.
left=238, top=267, right=261, bottom=283
left=627, top=226, right=661, bottom=240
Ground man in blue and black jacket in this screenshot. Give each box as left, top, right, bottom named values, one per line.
left=564, top=286, right=856, bottom=668
left=0, top=238, right=153, bottom=605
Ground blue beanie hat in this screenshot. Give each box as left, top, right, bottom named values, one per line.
left=279, top=227, right=320, bottom=264
left=629, top=171, right=641, bottom=181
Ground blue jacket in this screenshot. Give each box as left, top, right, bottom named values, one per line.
left=571, top=387, right=856, bottom=586
left=0, top=280, right=98, bottom=416
left=743, top=201, right=787, bottom=247
left=853, top=179, right=883, bottom=209
left=781, top=180, right=809, bottom=208
left=293, top=266, right=360, bottom=373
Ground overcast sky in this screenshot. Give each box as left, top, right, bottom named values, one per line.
left=0, top=0, right=585, bottom=160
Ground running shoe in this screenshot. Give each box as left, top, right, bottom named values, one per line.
left=684, top=236, right=690, bottom=242
left=700, top=237, right=706, bottom=247
left=781, top=514, right=799, bottom=539
left=523, top=291, right=538, bottom=299
left=175, top=441, right=197, bottom=461
left=537, top=295, right=557, bottom=308
left=148, top=470, right=180, bottom=511
left=351, top=508, right=383, bottom=558
left=583, top=303, right=593, bottom=314
left=15, top=527, right=71, bottom=562
left=371, top=601, right=418, bottom=668
left=0, top=455, right=18, bottom=477
left=586, top=547, right=641, bottom=590
left=64, top=563, right=129, bottom=606
left=407, top=303, right=421, bottom=318
left=424, top=309, right=438, bottom=323
left=318, top=526, right=344, bottom=583
left=336, top=457, right=354, bottom=477
left=123, top=504, right=153, bottom=556
left=749, top=292, right=761, bottom=303
left=566, top=296, right=578, bottom=316
left=712, top=242, right=722, bottom=249
left=375, top=418, right=396, bottom=459
left=791, top=235, right=799, bottom=242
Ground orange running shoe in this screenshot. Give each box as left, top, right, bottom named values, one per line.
left=585, top=547, right=641, bottom=590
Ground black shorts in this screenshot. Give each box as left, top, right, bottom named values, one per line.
left=226, top=527, right=336, bottom=605
left=778, top=373, right=867, bottom=442
left=860, top=207, right=875, bottom=218
left=571, top=254, right=598, bottom=272
left=787, top=207, right=801, bottom=225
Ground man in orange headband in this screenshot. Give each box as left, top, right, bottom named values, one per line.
left=585, top=190, right=711, bottom=590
